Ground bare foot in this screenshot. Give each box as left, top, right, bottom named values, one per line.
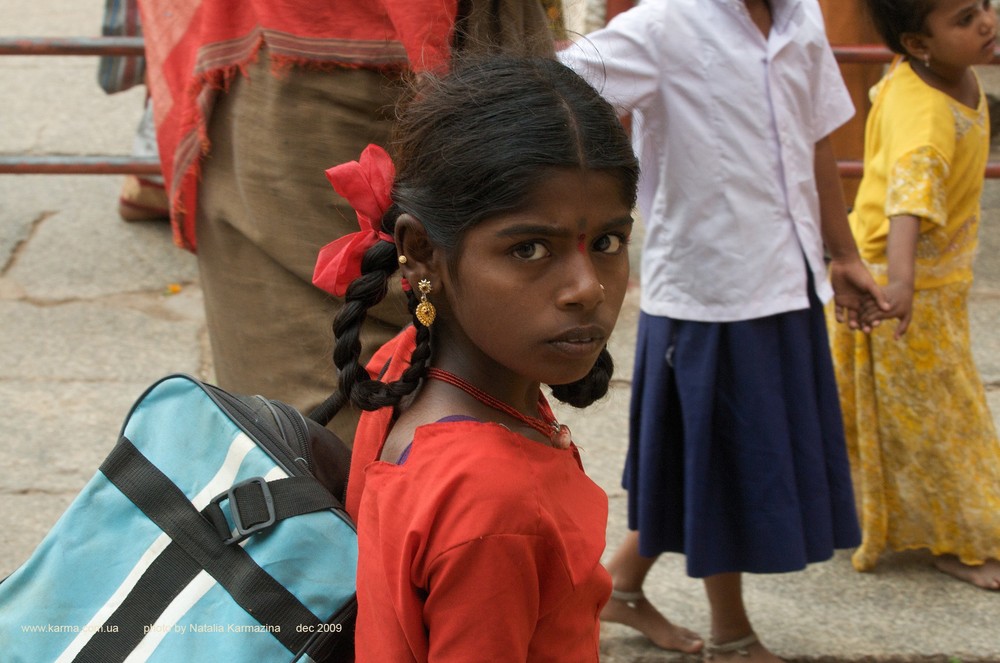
left=934, top=556, right=1000, bottom=590
left=705, top=634, right=783, bottom=662
left=601, top=590, right=704, bottom=653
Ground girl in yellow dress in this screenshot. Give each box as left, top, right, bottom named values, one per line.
left=829, top=0, right=1000, bottom=590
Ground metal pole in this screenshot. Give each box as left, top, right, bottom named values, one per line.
left=1, top=39, right=998, bottom=178
left=0, top=37, right=145, bottom=56
left=840, top=161, right=1000, bottom=180
left=0, top=156, right=162, bottom=175
left=831, top=45, right=894, bottom=64
left=832, top=44, right=1000, bottom=64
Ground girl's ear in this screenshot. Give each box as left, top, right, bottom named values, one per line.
left=395, top=213, right=441, bottom=281
left=900, top=32, right=928, bottom=63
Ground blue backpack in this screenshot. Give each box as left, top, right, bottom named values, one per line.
left=0, top=374, right=357, bottom=662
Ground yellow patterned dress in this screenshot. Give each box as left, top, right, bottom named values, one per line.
left=828, top=59, right=1000, bottom=571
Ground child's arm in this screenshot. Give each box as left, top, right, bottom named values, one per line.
left=556, top=1, right=664, bottom=113
left=869, top=215, right=919, bottom=339
left=814, top=136, right=890, bottom=332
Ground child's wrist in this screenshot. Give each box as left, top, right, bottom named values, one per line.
left=826, top=247, right=862, bottom=263
left=887, top=263, right=915, bottom=288
left=887, top=275, right=914, bottom=291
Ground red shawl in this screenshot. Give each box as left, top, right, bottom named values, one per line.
left=136, top=0, right=458, bottom=251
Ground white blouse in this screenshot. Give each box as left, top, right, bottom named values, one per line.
left=559, top=0, right=853, bottom=321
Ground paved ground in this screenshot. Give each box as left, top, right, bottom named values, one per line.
left=2, top=1, right=999, bottom=660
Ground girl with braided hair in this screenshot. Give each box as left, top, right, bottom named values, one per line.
left=311, top=55, right=641, bottom=661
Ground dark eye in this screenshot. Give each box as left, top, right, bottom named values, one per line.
left=511, top=241, right=550, bottom=261
left=594, top=233, right=627, bottom=254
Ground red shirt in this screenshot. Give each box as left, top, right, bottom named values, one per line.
left=347, top=329, right=611, bottom=662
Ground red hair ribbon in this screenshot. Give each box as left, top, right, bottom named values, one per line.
left=313, top=144, right=396, bottom=297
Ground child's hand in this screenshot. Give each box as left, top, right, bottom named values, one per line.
left=863, top=280, right=914, bottom=340
left=857, top=294, right=887, bottom=329
left=829, top=257, right=890, bottom=334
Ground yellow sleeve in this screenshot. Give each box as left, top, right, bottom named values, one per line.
left=884, top=145, right=949, bottom=227
left=878, top=66, right=957, bottom=227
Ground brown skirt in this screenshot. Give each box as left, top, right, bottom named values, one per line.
left=195, top=54, right=411, bottom=443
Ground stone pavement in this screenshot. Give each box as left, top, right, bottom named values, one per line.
left=1, top=2, right=998, bottom=661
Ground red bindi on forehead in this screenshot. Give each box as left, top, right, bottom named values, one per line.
left=577, top=234, right=586, bottom=253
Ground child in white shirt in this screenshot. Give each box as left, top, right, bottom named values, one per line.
left=560, top=0, right=886, bottom=658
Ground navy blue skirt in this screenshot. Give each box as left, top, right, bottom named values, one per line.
left=625, top=291, right=861, bottom=578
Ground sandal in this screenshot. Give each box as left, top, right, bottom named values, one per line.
left=118, top=176, right=169, bottom=222
left=704, top=632, right=758, bottom=659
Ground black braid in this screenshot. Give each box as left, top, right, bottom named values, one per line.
left=324, top=234, right=398, bottom=416
left=350, top=316, right=433, bottom=410
left=325, top=206, right=437, bottom=415
left=312, top=247, right=394, bottom=424
left=549, top=347, right=614, bottom=408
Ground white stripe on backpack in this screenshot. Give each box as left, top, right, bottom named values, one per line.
left=56, top=432, right=261, bottom=662
left=123, top=465, right=288, bottom=662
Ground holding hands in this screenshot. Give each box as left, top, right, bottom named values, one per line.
left=854, top=214, right=921, bottom=339
left=858, top=280, right=914, bottom=339
left=829, top=255, right=892, bottom=334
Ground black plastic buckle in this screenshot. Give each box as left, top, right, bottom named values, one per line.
left=211, top=476, right=276, bottom=545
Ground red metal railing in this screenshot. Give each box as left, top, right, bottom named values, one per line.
left=0, top=38, right=997, bottom=177
left=831, top=45, right=1000, bottom=178
left=0, top=36, right=144, bottom=56
left=0, top=156, right=161, bottom=175
left=0, top=36, right=154, bottom=174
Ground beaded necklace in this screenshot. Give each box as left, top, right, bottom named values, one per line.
left=425, top=368, right=572, bottom=449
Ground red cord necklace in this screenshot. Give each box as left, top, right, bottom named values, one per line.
left=425, top=367, right=573, bottom=449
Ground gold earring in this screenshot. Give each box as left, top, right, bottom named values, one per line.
left=923, top=53, right=931, bottom=67
left=415, top=279, right=436, bottom=327
left=398, top=255, right=407, bottom=265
